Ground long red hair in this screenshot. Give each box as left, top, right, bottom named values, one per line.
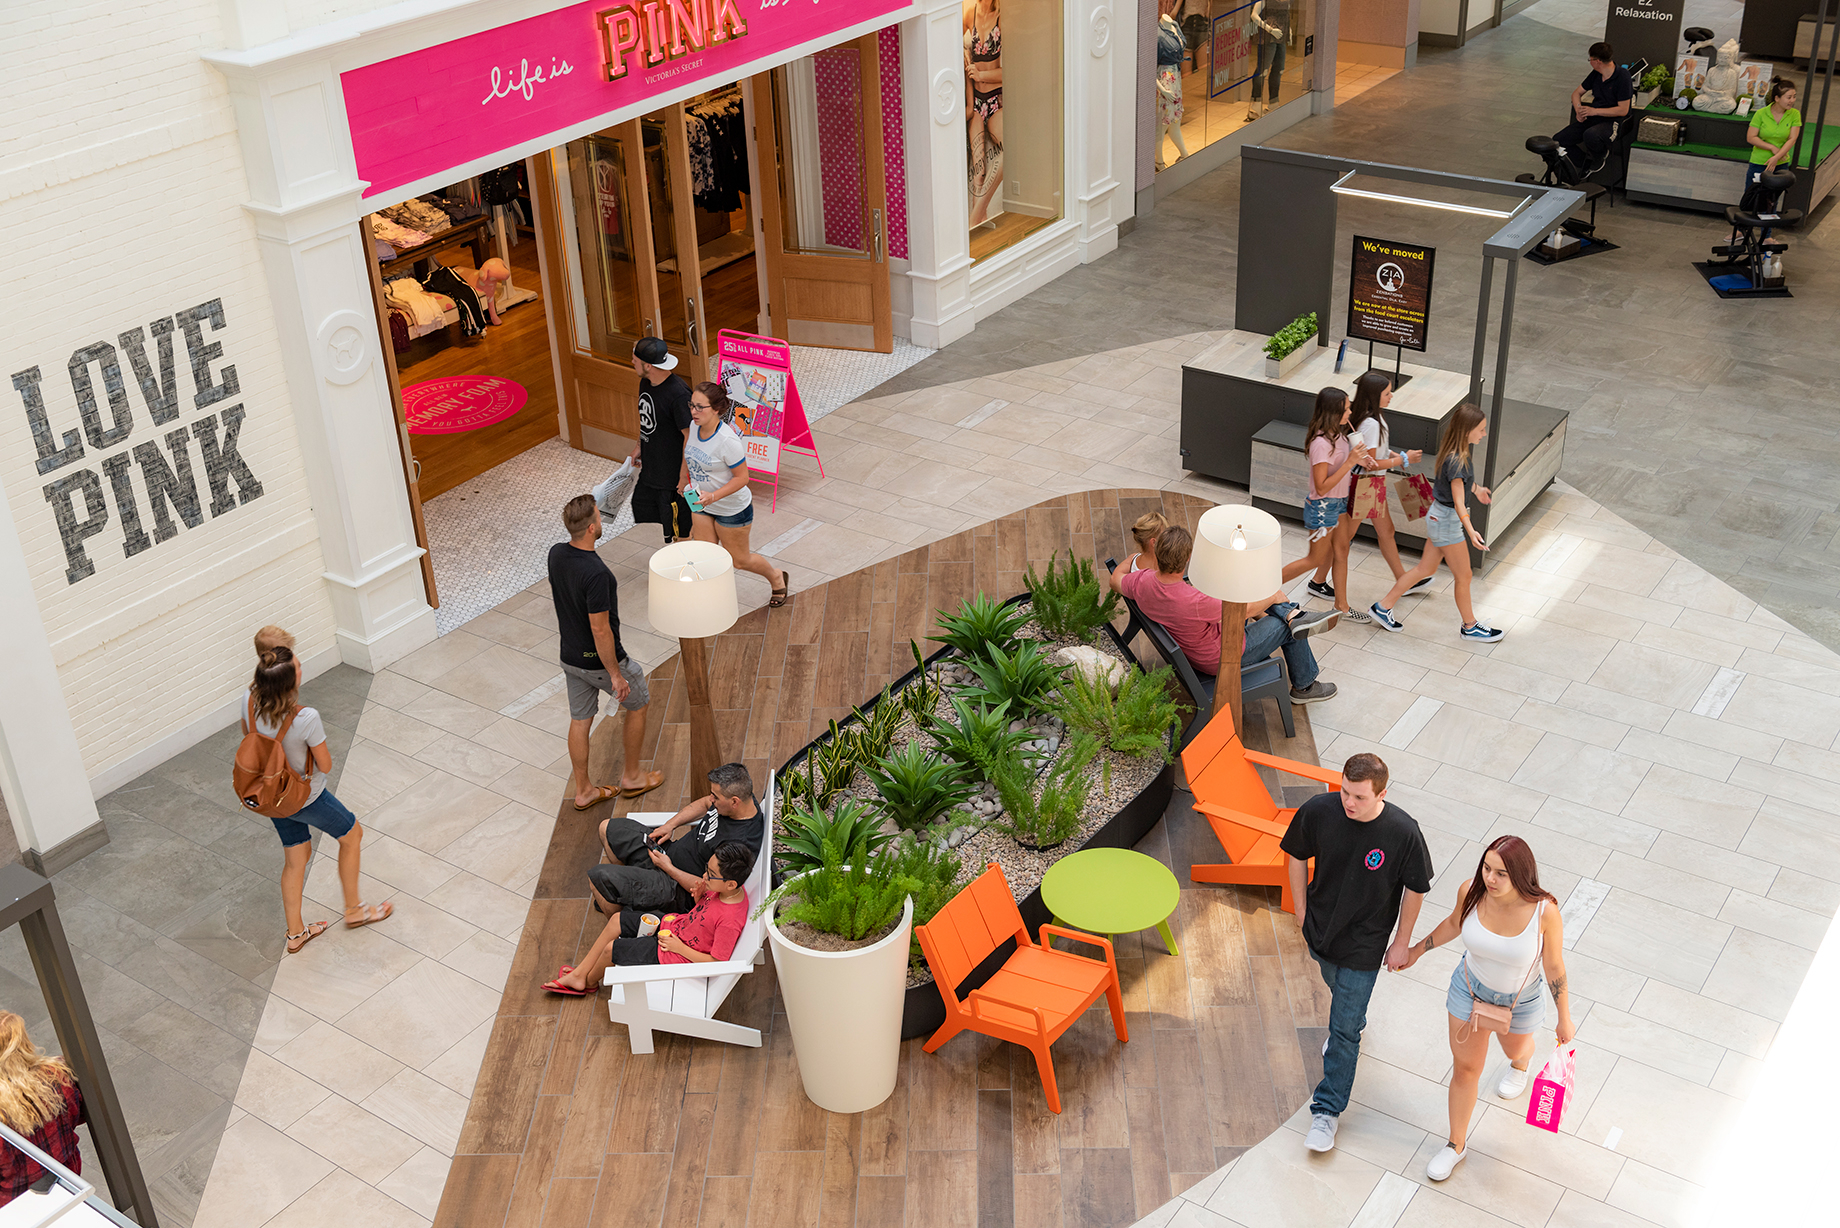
left=1460, top=835, right=1557, bottom=923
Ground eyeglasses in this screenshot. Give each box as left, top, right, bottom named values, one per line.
left=691, top=401, right=712, bottom=410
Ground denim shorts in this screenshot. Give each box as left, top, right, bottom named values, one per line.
left=701, top=500, right=754, bottom=528
left=1447, top=958, right=1545, bottom=1034
left=1303, top=496, right=1349, bottom=532
left=270, top=788, right=356, bottom=849
left=563, top=656, right=650, bottom=720
left=1425, top=501, right=1467, bottom=548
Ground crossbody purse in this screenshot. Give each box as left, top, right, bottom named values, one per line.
left=1460, top=903, right=1543, bottom=1038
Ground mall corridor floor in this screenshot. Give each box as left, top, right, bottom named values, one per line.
left=8, top=4, right=1838, bottom=1228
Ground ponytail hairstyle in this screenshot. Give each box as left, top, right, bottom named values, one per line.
left=694, top=381, right=733, bottom=425
left=251, top=646, right=301, bottom=727
left=1460, top=835, right=1559, bottom=924
left=1349, top=369, right=1392, bottom=439
left=1767, top=77, right=1796, bottom=106
left=0, top=1012, right=73, bottom=1134
left=1434, top=403, right=1487, bottom=479
left=1130, top=511, right=1168, bottom=552
left=1303, top=386, right=1350, bottom=451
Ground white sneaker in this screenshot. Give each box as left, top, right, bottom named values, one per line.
left=1497, top=1063, right=1531, bottom=1098
left=1305, top=1113, right=1339, bottom=1152
left=1426, top=1144, right=1466, bottom=1181
left=1322, top=1036, right=1329, bottom=1056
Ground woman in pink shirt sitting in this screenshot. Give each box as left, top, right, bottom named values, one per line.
left=544, top=841, right=754, bottom=994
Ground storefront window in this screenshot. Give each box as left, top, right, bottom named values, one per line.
left=1152, top=0, right=1314, bottom=172
left=566, top=133, right=644, bottom=360
left=966, top=0, right=1063, bottom=263
left=772, top=47, right=872, bottom=258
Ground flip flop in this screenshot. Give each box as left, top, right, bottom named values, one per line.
left=572, top=783, right=621, bottom=811
left=344, top=901, right=394, bottom=929
left=286, top=920, right=330, bottom=955
left=542, top=977, right=590, bottom=997
left=618, top=770, right=666, bottom=799
left=769, top=567, right=792, bottom=609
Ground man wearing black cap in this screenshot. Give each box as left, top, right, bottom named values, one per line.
left=628, top=336, right=695, bottom=543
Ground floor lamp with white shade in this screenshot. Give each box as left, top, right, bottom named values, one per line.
left=648, top=541, right=740, bottom=790
left=1188, top=505, right=1284, bottom=740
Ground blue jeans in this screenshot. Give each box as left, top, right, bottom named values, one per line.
left=1311, top=952, right=1379, bottom=1117
left=1252, top=39, right=1287, bottom=103
left=1241, top=605, right=1319, bottom=688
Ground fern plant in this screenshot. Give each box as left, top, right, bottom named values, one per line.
left=1048, top=662, right=1179, bottom=762
left=1025, top=552, right=1120, bottom=639
left=928, top=697, right=1030, bottom=783
left=901, top=640, right=944, bottom=724
left=766, top=829, right=949, bottom=944
left=777, top=797, right=896, bottom=876
left=929, top=593, right=1028, bottom=665
left=993, top=732, right=1100, bottom=849
left=864, top=743, right=977, bottom=831
left=960, top=641, right=1066, bottom=715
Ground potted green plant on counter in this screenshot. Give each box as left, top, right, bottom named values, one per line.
left=763, top=829, right=960, bottom=1112
left=1264, top=311, right=1319, bottom=379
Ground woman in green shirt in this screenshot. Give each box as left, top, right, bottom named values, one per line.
left=1744, top=79, right=1802, bottom=237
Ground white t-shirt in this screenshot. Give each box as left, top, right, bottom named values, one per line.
left=684, top=421, right=753, bottom=517
left=245, top=691, right=329, bottom=803
left=1354, top=415, right=1396, bottom=463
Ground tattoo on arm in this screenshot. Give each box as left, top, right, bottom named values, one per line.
left=1421, top=933, right=1437, bottom=953
left=1549, top=974, right=1567, bottom=996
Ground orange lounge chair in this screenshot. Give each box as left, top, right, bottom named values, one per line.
left=1182, top=708, right=1342, bottom=914
left=915, top=863, right=1128, bottom=1114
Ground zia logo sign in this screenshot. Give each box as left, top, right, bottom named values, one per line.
left=1364, top=849, right=1386, bottom=871
left=10, top=299, right=265, bottom=585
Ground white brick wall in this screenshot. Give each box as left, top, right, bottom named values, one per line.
left=0, top=0, right=342, bottom=784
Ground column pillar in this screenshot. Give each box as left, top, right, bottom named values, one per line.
left=1337, top=0, right=1418, bottom=70
left=1072, top=0, right=1132, bottom=261
left=901, top=0, right=978, bottom=349
left=207, top=52, right=436, bottom=671
left=0, top=485, right=106, bottom=873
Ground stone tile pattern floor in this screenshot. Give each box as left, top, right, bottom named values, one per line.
left=432, top=489, right=1346, bottom=1228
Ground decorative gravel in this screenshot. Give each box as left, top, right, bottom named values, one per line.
left=772, top=600, right=1173, bottom=991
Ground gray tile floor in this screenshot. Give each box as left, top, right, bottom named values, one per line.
left=884, top=12, right=1840, bottom=650
left=0, top=666, right=373, bottom=1227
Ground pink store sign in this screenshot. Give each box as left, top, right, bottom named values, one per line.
left=343, top=0, right=907, bottom=200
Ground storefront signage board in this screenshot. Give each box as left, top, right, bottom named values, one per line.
left=343, top=0, right=907, bottom=200
left=1602, top=0, right=1685, bottom=76
left=1209, top=5, right=1256, bottom=99
left=1346, top=235, right=1435, bottom=353
left=714, top=329, right=822, bottom=511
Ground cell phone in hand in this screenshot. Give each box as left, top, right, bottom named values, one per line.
left=644, top=836, right=664, bottom=854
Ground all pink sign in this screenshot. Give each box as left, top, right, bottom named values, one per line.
left=342, top=0, right=906, bottom=200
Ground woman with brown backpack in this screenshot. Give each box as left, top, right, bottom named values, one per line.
left=243, top=647, right=391, bottom=954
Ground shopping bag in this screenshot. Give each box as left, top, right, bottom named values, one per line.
left=593, top=457, right=636, bottom=516
left=1525, top=1044, right=1576, bottom=1133
left=1397, top=473, right=1434, bottom=523
left=1350, top=474, right=1385, bottom=523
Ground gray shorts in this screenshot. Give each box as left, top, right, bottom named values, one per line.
left=1425, top=502, right=1467, bottom=548
left=563, top=657, right=649, bottom=721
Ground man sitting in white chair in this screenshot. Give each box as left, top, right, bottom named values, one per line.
left=543, top=841, right=754, bottom=993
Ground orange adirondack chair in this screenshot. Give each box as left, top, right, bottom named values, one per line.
left=915, top=863, right=1128, bottom=1114
left=1182, top=708, right=1342, bottom=914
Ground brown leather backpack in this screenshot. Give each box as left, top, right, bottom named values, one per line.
left=232, top=697, right=315, bottom=818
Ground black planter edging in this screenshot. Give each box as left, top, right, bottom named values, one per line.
left=771, top=592, right=1180, bottom=1042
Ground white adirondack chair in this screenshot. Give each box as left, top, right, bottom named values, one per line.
left=602, top=775, right=774, bottom=1055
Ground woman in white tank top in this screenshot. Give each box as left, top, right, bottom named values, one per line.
left=1398, top=835, right=1577, bottom=1184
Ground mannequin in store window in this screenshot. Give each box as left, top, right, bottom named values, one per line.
left=1247, top=0, right=1291, bottom=122
left=1156, top=9, right=1191, bottom=169
left=964, top=0, right=1004, bottom=227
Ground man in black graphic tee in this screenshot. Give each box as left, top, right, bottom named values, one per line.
left=627, top=336, right=694, bottom=543
left=1280, top=752, right=1432, bottom=1155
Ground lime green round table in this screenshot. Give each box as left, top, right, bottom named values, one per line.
left=1039, top=848, right=1181, bottom=956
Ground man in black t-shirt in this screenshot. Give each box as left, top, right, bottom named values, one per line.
left=549, top=494, right=664, bottom=810
left=627, top=336, right=695, bottom=543
left=1553, top=41, right=1634, bottom=178
left=1279, top=752, right=1432, bottom=1154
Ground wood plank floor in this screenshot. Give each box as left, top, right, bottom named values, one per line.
left=435, top=490, right=1332, bottom=1228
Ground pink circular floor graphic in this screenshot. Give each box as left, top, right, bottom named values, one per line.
left=403, top=376, right=529, bottom=435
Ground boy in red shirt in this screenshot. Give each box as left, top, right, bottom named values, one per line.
left=545, top=841, right=755, bottom=992
left=1112, top=525, right=1337, bottom=704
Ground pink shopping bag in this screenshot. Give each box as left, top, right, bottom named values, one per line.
left=1525, top=1045, right=1576, bottom=1133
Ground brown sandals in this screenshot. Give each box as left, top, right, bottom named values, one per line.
left=769, top=567, right=792, bottom=609
left=286, top=920, right=330, bottom=954
left=345, top=902, right=394, bottom=929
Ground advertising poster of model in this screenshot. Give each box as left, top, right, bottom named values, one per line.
left=714, top=330, right=825, bottom=511
left=1347, top=235, right=1436, bottom=352
left=964, top=0, right=1004, bottom=227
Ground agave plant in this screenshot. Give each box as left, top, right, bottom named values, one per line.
left=863, top=742, right=978, bottom=831
left=927, top=696, right=1030, bottom=783
left=776, top=797, right=896, bottom=875
left=928, top=593, right=1029, bottom=665
left=959, top=641, right=1067, bottom=714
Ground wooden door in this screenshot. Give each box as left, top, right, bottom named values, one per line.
left=359, top=215, right=439, bottom=608
left=755, top=35, right=893, bottom=353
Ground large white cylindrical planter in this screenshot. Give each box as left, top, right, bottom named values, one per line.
left=766, top=887, right=913, bottom=1113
